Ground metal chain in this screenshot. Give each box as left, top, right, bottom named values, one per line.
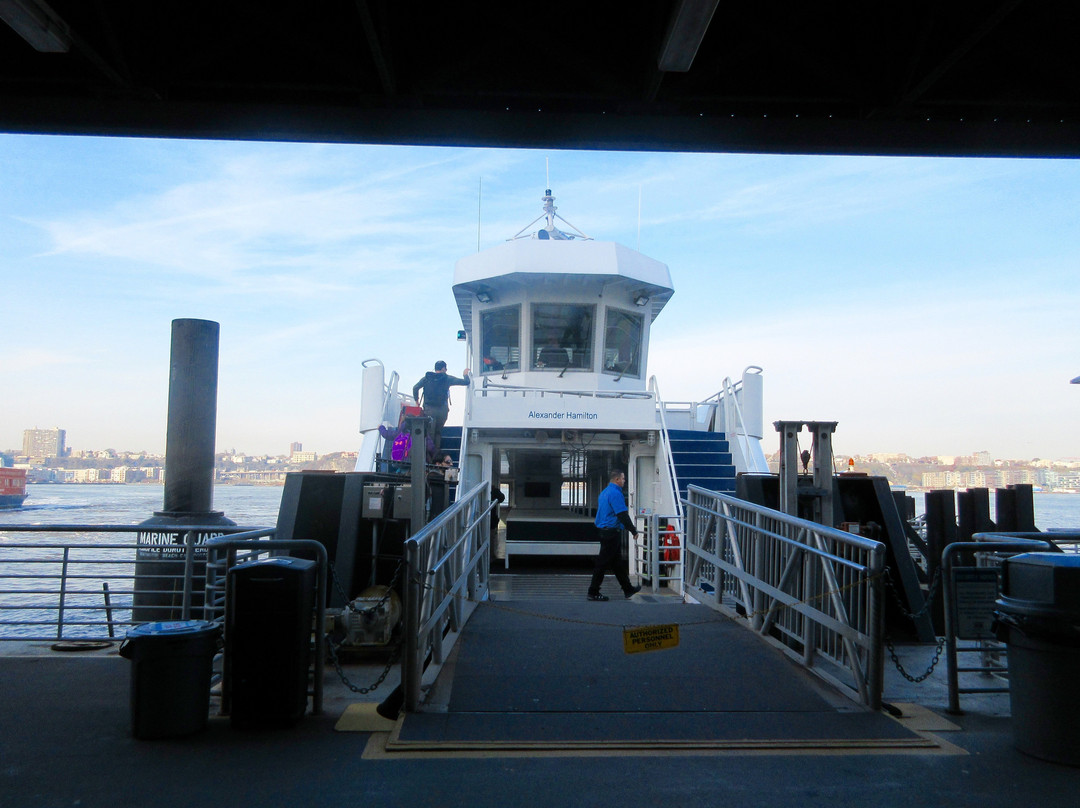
left=330, top=557, right=403, bottom=616
left=325, top=635, right=401, bottom=694
left=881, top=566, right=945, bottom=682
left=885, top=634, right=945, bottom=683
left=323, top=558, right=405, bottom=693
left=883, top=564, right=942, bottom=620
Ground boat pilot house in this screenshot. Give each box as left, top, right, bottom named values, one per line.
left=354, top=191, right=767, bottom=568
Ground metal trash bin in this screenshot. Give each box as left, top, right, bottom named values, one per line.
left=119, top=620, right=221, bottom=739
left=226, top=557, right=315, bottom=729
left=993, top=552, right=1080, bottom=766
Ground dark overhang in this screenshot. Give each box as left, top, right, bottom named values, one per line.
left=2, top=1, right=1077, bottom=157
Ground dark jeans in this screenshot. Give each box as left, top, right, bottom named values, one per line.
left=589, top=528, right=633, bottom=595
left=423, top=403, right=449, bottom=452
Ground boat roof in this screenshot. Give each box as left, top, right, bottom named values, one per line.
left=452, top=192, right=674, bottom=330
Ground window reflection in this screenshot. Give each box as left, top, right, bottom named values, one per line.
left=603, top=308, right=643, bottom=378
left=480, top=306, right=520, bottom=373
left=531, top=304, right=594, bottom=371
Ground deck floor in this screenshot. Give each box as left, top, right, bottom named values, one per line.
left=393, top=596, right=923, bottom=750
left=3, top=575, right=1078, bottom=808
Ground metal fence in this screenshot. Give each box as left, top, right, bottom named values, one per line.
left=0, top=524, right=273, bottom=642
left=682, top=485, right=887, bottom=709
left=402, top=481, right=493, bottom=712
left=942, top=531, right=1080, bottom=713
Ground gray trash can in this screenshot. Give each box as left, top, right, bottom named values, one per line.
left=993, top=552, right=1080, bottom=766
left=119, top=619, right=221, bottom=739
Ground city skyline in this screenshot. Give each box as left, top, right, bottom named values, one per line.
left=8, top=430, right=1080, bottom=468
left=4, top=136, right=1078, bottom=459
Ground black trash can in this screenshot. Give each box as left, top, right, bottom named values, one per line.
left=226, top=557, right=316, bottom=729
left=119, top=619, right=221, bottom=740
left=993, top=552, right=1080, bottom=766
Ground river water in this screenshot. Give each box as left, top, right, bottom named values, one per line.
left=4, top=484, right=284, bottom=529
left=4, top=484, right=1080, bottom=530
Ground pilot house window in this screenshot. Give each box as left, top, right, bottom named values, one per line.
left=480, top=306, right=520, bottom=373
left=603, top=308, right=643, bottom=378
left=531, top=304, right=594, bottom=371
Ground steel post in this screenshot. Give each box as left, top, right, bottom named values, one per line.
left=403, top=538, right=422, bottom=712
left=163, top=319, right=220, bottom=514
left=134, top=319, right=235, bottom=622
left=867, top=547, right=886, bottom=711
left=808, top=421, right=838, bottom=527
left=774, top=421, right=801, bottom=518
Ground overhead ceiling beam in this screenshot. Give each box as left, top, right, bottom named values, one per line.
left=355, top=0, right=396, bottom=96
left=657, top=0, right=721, bottom=72
left=898, top=0, right=1025, bottom=107
left=0, top=0, right=69, bottom=52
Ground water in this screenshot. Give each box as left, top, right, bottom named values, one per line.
left=6, top=485, right=1079, bottom=532
left=3, top=484, right=282, bottom=529
left=0, top=485, right=284, bottom=640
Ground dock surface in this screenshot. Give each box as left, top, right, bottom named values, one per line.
left=2, top=581, right=1077, bottom=807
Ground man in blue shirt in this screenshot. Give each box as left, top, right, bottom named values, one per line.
left=588, top=469, right=642, bottom=601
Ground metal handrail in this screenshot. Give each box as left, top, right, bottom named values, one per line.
left=203, top=536, right=328, bottom=716
left=475, top=381, right=654, bottom=400
left=0, top=523, right=272, bottom=641
left=402, top=480, right=493, bottom=712
left=649, top=374, right=685, bottom=533
left=942, top=531, right=1080, bottom=713
left=681, top=486, right=886, bottom=709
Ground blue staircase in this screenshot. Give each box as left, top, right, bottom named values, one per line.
left=666, top=429, right=736, bottom=499
left=440, top=426, right=463, bottom=466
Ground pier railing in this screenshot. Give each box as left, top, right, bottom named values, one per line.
left=682, top=486, right=886, bottom=709
left=402, top=480, right=493, bottom=712
left=0, top=524, right=273, bottom=642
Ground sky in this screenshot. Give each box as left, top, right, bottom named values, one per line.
left=3, top=135, right=1078, bottom=461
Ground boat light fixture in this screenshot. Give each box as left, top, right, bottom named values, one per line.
left=0, top=0, right=71, bottom=52
left=634, top=294, right=650, bottom=307
left=476, top=290, right=493, bottom=304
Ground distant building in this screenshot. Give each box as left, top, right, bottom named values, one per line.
left=290, top=442, right=303, bottom=455
left=973, top=450, right=992, bottom=466
left=290, top=451, right=317, bottom=464
left=22, top=428, right=66, bottom=461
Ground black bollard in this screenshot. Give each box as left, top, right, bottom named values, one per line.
left=1011, top=484, right=1037, bottom=531
left=924, top=489, right=957, bottom=634
left=133, top=319, right=236, bottom=622
left=995, top=487, right=1019, bottom=533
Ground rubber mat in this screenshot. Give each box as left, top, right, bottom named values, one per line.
left=391, top=599, right=930, bottom=750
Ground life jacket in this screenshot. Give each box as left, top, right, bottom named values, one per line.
left=662, top=525, right=680, bottom=563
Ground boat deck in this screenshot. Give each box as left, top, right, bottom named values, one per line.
left=2, top=576, right=1076, bottom=807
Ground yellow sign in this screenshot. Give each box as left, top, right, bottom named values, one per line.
left=622, top=623, right=679, bottom=654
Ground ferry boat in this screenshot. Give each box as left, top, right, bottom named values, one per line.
left=0, top=467, right=28, bottom=509
left=354, top=189, right=769, bottom=567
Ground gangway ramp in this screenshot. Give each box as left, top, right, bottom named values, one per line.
left=387, top=592, right=935, bottom=753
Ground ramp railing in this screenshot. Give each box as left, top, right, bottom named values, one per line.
left=682, top=486, right=887, bottom=708
left=402, top=480, right=493, bottom=712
